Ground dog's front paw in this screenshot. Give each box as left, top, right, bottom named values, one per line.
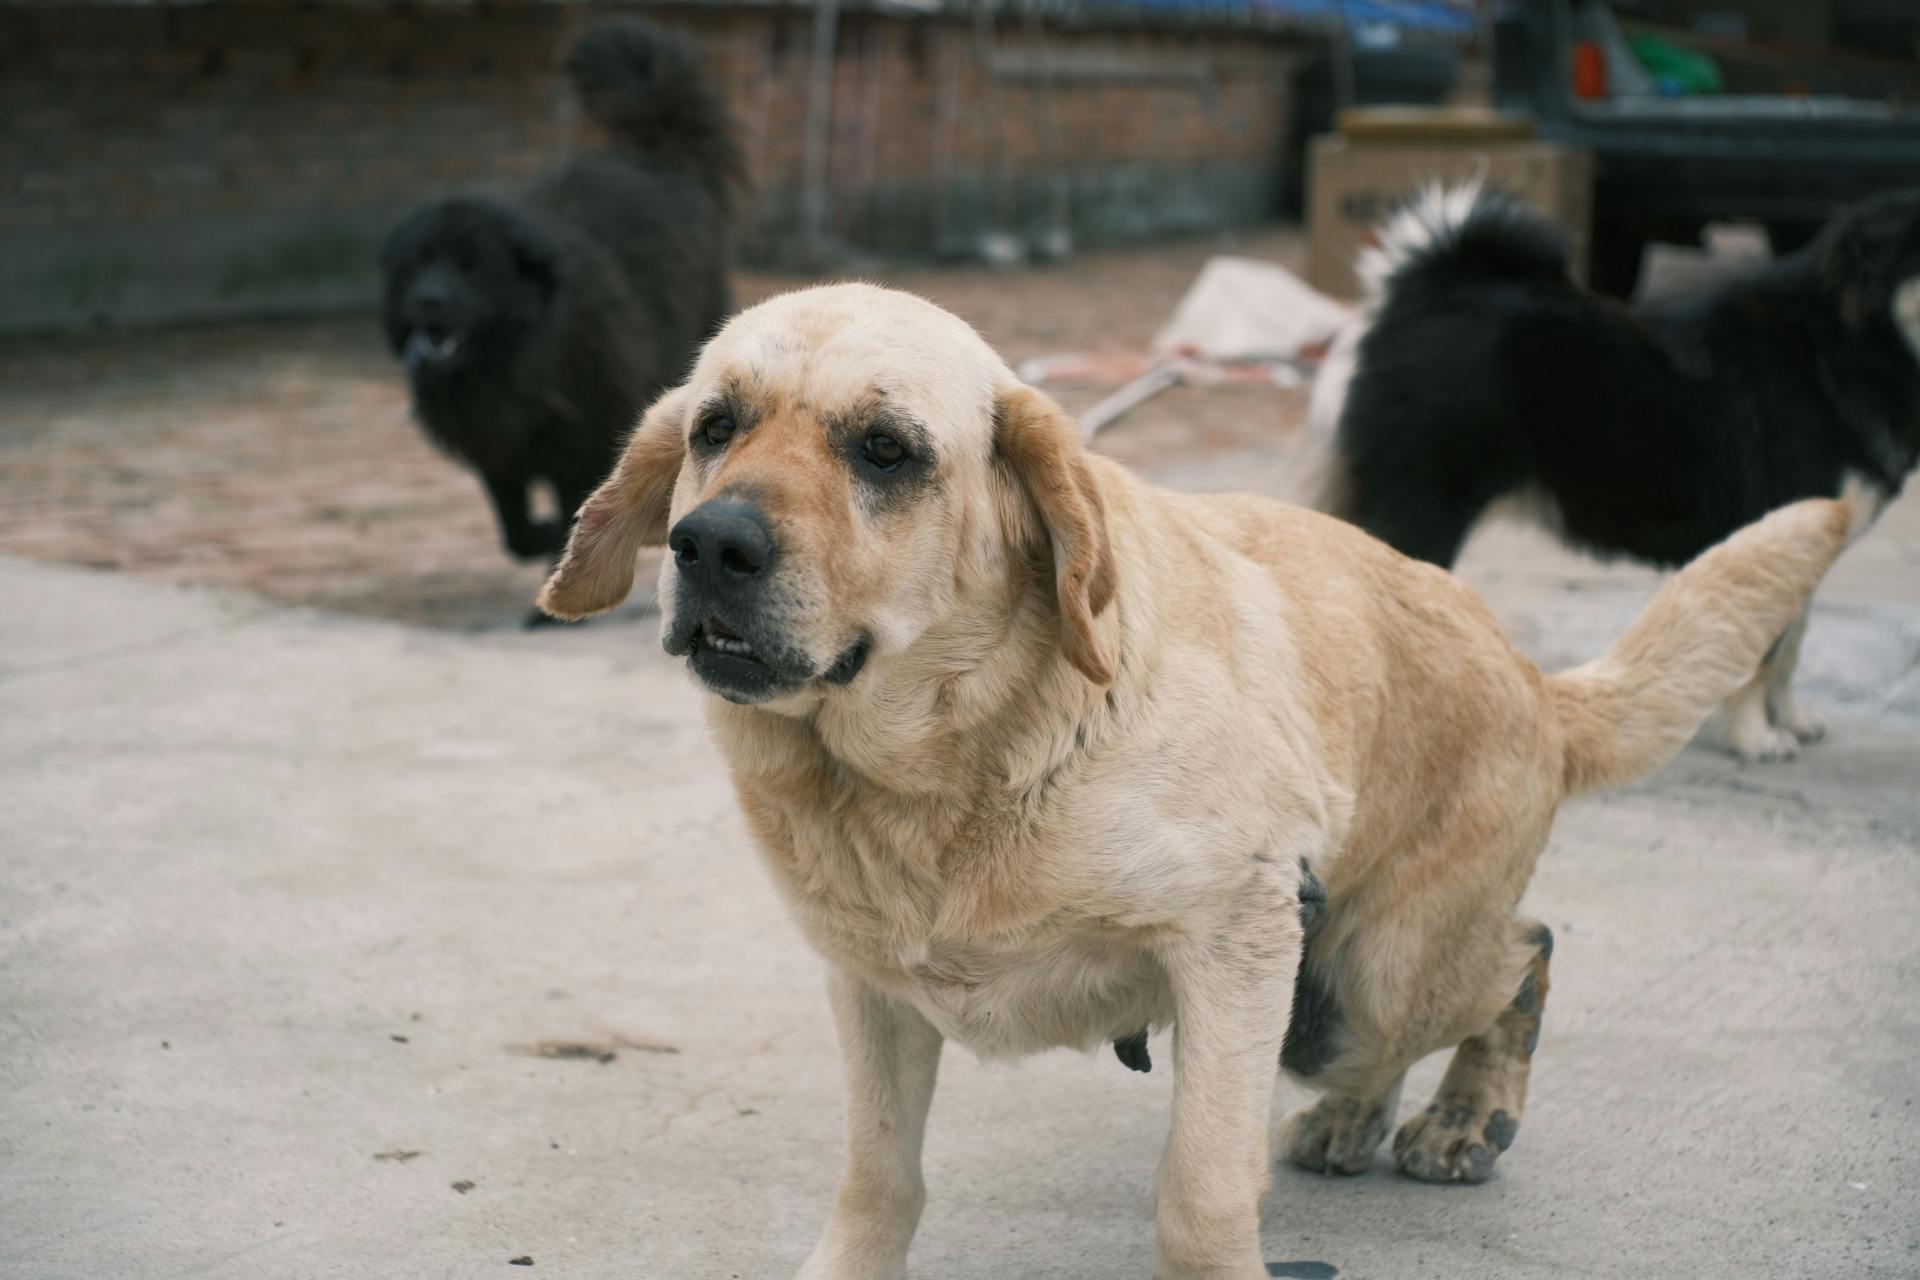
left=1279, top=1094, right=1392, bottom=1175
left=1392, top=1101, right=1514, bottom=1185
left=1774, top=704, right=1827, bottom=745
left=1731, top=721, right=1801, bottom=764
left=797, top=1247, right=906, bottom=1280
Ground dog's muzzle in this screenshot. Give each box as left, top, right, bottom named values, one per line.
left=403, top=329, right=464, bottom=369
left=663, top=498, right=868, bottom=702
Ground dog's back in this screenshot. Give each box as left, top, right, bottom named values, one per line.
left=1316, top=185, right=1916, bottom=573
left=562, top=20, right=745, bottom=212
left=542, top=19, right=741, bottom=348
left=526, top=20, right=741, bottom=389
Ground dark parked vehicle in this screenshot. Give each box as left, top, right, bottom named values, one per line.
left=1494, top=0, right=1920, bottom=296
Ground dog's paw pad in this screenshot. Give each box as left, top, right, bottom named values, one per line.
left=1483, top=1108, right=1518, bottom=1152
left=1393, top=1102, right=1509, bottom=1185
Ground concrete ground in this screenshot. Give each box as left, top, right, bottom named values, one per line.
left=4, top=233, right=1919, bottom=1279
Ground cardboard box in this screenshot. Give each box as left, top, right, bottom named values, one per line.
left=1308, top=133, right=1594, bottom=299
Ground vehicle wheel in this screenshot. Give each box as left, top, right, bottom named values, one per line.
left=1587, top=227, right=1647, bottom=300
left=1765, top=221, right=1819, bottom=258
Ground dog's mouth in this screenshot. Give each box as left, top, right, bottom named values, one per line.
left=403, top=327, right=465, bottom=368
left=700, top=616, right=758, bottom=659
left=680, top=616, right=786, bottom=703
left=821, top=637, right=869, bottom=686
left=668, top=615, right=869, bottom=703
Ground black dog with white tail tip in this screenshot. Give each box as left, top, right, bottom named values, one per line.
left=1310, top=185, right=1920, bottom=762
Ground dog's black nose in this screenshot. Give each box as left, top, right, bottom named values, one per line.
left=410, top=283, right=452, bottom=321
left=670, top=499, right=775, bottom=592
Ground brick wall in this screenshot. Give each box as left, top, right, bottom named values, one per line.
left=0, top=2, right=1312, bottom=333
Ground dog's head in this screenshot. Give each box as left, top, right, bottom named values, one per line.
left=379, top=199, right=558, bottom=376
left=1818, top=189, right=1920, bottom=359
left=539, top=284, right=1115, bottom=707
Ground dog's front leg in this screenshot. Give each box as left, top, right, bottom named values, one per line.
left=798, top=967, right=944, bottom=1280
left=481, top=468, right=562, bottom=561
left=1154, top=866, right=1303, bottom=1280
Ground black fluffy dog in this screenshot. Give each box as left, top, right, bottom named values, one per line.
left=381, top=20, right=741, bottom=614
left=1311, top=185, right=1920, bottom=761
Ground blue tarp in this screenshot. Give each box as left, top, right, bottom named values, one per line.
left=1076, top=0, right=1474, bottom=36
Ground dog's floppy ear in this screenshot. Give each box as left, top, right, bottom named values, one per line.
left=539, top=385, right=691, bottom=621
left=995, top=385, right=1118, bottom=685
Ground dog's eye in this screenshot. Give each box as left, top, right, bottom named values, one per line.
left=701, top=415, right=737, bottom=447
left=863, top=433, right=906, bottom=469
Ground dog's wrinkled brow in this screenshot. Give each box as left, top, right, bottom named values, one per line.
left=695, top=375, right=935, bottom=463
left=689, top=374, right=763, bottom=436
left=824, top=392, right=934, bottom=457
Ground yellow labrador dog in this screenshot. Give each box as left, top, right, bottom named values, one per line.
left=541, top=284, right=1858, bottom=1279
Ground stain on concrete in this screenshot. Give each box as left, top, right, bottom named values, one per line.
left=508, top=1035, right=681, bottom=1064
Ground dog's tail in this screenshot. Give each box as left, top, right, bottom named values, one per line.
left=1548, top=495, right=1862, bottom=794
left=1303, top=183, right=1575, bottom=521
left=564, top=20, right=747, bottom=212
left=1354, top=181, right=1574, bottom=303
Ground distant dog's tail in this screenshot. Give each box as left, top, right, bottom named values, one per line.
left=1354, top=182, right=1574, bottom=302
left=1304, top=183, right=1579, bottom=544
left=1549, top=496, right=1863, bottom=794
left=565, top=20, right=747, bottom=211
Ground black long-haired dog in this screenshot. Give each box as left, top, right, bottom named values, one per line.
left=381, top=20, right=743, bottom=616
left=1310, top=185, right=1920, bottom=761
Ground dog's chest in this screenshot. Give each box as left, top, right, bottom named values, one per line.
left=740, top=774, right=1171, bottom=1056
left=876, top=928, right=1169, bottom=1058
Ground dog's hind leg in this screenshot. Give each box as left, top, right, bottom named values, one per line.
left=1275, top=869, right=1406, bottom=1176
left=1723, top=609, right=1821, bottom=762
left=1724, top=673, right=1797, bottom=762
left=483, top=467, right=565, bottom=561
left=1392, top=919, right=1553, bottom=1184
left=554, top=466, right=604, bottom=542
left=520, top=473, right=611, bottom=630
left=1763, top=606, right=1824, bottom=744
left=1344, top=479, right=1485, bottom=569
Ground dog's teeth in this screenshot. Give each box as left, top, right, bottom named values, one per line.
left=707, top=634, right=754, bottom=657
